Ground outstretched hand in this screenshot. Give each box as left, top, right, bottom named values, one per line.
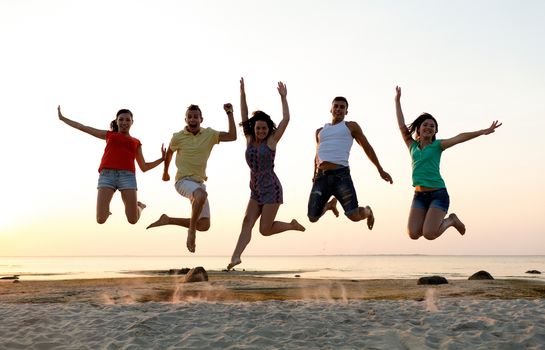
left=160, top=143, right=166, bottom=160
left=379, top=169, right=393, bottom=184
left=277, top=81, right=287, bottom=97
left=223, top=103, right=233, bottom=114
left=483, top=120, right=502, bottom=135
left=395, top=86, right=401, bottom=102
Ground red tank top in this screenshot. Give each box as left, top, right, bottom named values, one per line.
left=98, top=131, right=142, bottom=173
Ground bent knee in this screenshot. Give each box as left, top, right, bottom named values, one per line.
left=347, top=214, right=360, bottom=222
left=307, top=215, right=319, bottom=223
left=197, top=222, right=210, bottom=231
left=193, top=189, right=208, bottom=200
left=96, top=216, right=108, bottom=224
left=197, top=219, right=210, bottom=231
left=422, top=231, right=438, bottom=240
left=259, top=228, right=270, bottom=236
left=408, top=230, right=422, bottom=240
left=127, top=218, right=138, bottom=225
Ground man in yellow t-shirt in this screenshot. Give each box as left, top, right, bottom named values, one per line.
left=147, top=103, right=236, bottom=253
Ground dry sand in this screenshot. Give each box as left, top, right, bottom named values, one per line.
left=1, top=273, right=544, bottom=349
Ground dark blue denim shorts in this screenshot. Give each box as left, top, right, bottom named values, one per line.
left=411, top=188, right=450, bottom=212
left=97, top=169, right=137, bottom=191
left=307, top=167, right=359, bottom=220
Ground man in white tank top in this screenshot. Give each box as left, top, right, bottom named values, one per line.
left=307, top=96, right=393, bottom=230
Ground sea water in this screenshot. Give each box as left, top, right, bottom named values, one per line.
left=1, top=255, right=544, bottom=281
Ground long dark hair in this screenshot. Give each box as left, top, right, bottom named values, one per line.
left=407, top=112, right=439, bottom=141
left=239, top=111, right=277, bottom=140
left=110, top=109, right=133, bottom=132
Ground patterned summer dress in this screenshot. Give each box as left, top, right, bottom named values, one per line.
left=245, top=142, right=283, bottom=204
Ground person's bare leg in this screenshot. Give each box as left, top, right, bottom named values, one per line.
left=346, top=205, right=375, bottom=230
left=324, top=198, right=339, bottom=217
left=407, top=207, right=426, bottom=240
left=259, top=204, right=306, bottom=236
left=422, top=208, right=462, bottom=240
left=449, top=213, right=466, bottom=235
left=147, top=214, right=175, bottom=229
left=120, top=190, right=142, bottom=224
left=96, top=188, right=115, bottom=224
left=186, top=188, right=207, bottom=253
left=147, top=216, right=210, bottom=230
left=228, top=200, right=261, bottom=270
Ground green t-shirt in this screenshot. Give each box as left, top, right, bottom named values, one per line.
left=410, top=139, right=446, bottom=188
left=170, top=127, right=220, bottom=182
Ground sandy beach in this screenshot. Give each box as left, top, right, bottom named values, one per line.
left=1, top=273, right=544, bottom=349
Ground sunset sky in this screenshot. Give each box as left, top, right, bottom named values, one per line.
left=1, top=0, right=544, bottom=256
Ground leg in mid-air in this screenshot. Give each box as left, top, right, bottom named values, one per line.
left=258, top=203, right=306, bottom=236
left=120, top=189, right=146, bottom=224
left=227, top=199, right=262, bottom=270
left=96, top=188, right=115, bottom=224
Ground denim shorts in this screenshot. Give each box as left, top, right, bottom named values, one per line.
left=411, top=188, right=450, bottom=212
left=97, top=169, right=137, bottom=191
left=175, top=178, right=210, bottom=219
left=307, top=167, right=359, bottom=220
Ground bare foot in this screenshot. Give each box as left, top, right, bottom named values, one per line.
left=146, top=214, right=169, bottom=229
left=365, top=206, right=374, bottom=230
left=325, top=198, right=340, bottom=217
left=450, top=213, right=466, bottom=235
left=291, top=219, right=306, bottom=232
left=187, top=229, right=196, bottom=253
left=227, top=259, right=241, bottom=271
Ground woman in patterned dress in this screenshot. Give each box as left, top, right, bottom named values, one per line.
left=227, top=78, right=306, bottom=270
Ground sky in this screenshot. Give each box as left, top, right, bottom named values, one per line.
left=1, top=0, right=544, bottom=256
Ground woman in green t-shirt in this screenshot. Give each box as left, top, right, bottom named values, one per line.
left=394, top=86, right=501, bottom=240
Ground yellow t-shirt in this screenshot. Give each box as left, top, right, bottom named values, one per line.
left=170, top=127, right=220, bottom=182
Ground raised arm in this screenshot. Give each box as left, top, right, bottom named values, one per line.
left=219, top=103, right=237, bottom=142
left=348, top=121, right=393, bottom=184
left=161, top=147, right=174, bottom=181
left=395, top=86, right=413, bottom=148
left=135, top=143, right=166, bottom=172
left=440, top=121, right=502, bottom=150
left=272, top=81, right=290, bottom=143
left=57, top=105, right=107, bottom=139
left=240, top=77, right=249, bottom=123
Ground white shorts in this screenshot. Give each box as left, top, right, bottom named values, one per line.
left=175, top=178, right=210, bottom=219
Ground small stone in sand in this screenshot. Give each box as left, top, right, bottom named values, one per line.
left=469, top=270, right=494, bottom=280
left=417, top=276, right=448, bottom=285
left=184, top=267, right=208, bottom=283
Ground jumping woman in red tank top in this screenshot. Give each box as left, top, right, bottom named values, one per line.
left=58, top=106, right=165, bottom=225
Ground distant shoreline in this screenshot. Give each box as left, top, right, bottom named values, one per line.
left=2, top=254, right=544, bottom=282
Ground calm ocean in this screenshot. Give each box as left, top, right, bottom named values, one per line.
left=1, top=255, right=544, bottom=281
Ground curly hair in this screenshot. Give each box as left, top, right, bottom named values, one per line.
left=239, top=110, right=277, bottom=140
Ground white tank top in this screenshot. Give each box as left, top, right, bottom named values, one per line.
left=317, top=121, right=353, bottom=167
